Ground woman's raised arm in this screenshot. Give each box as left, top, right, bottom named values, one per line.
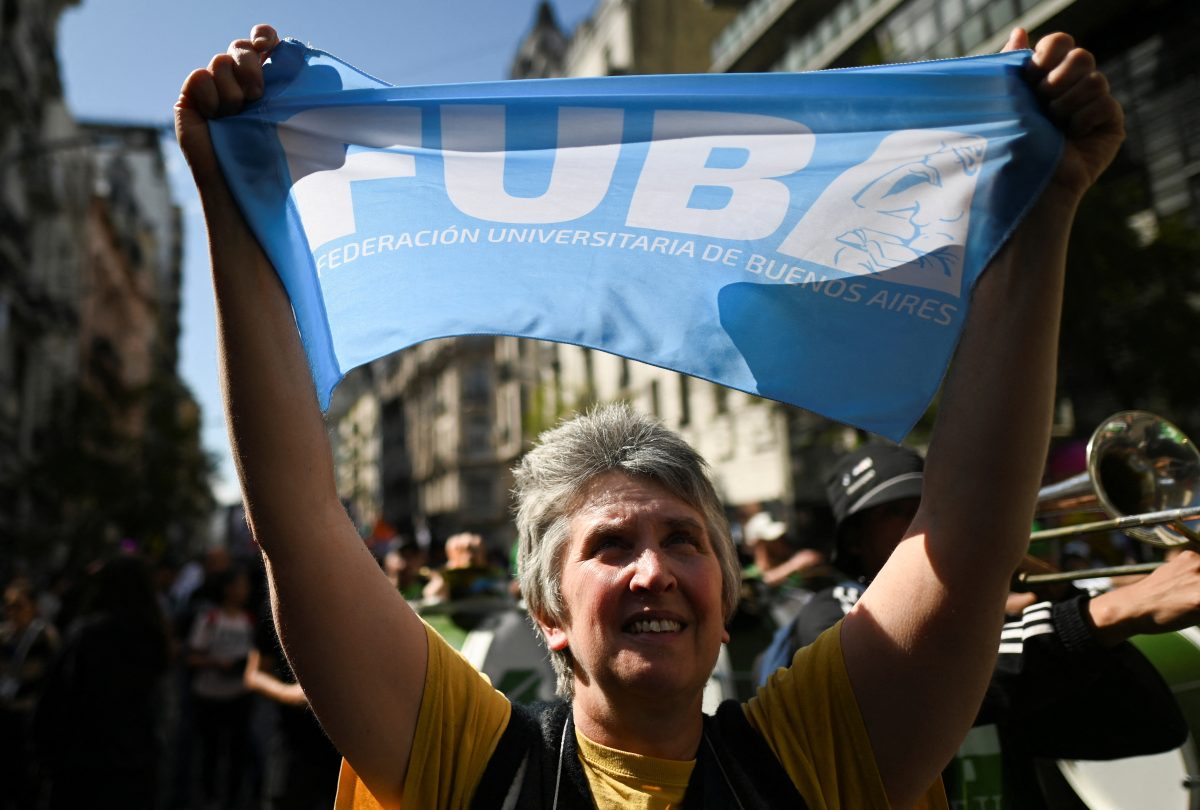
left=839, top=29, right=1125, bottom=807
left=175, top=26, right=428, bottom=805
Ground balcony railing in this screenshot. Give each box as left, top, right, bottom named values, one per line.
left=713, top=0, right=1076, bottom=74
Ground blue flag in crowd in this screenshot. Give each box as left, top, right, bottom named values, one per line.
left=209, top=39, right=1062, bottom=441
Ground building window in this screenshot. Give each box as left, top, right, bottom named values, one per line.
left=464, top=413, right=491, bottom=456
left=464, top=473, right=494, bottom=516
left=462, top=360, right=490, bottom=405
left=938, top=0, right=964, bottom=30
left=985, top=0, right=1016, bottom=34
left=679, top=375, right=691, bottom=426
left=959, top=12, right=986, bottom=53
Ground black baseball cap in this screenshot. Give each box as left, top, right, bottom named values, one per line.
left=826, top=444, right=924, bottom=531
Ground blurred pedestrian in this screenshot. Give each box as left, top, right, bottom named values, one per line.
left=741, top=510, right=832, bottom=590
left=187, top=565, right=255, bottom=810
left=35, top=554, right=170, bottom=810
left=0, top=577, right=60, bottom=809
left=422, top=532, right=506, bottom=602
left=381, top=536, right=428, bottom=600
left=245, top=606, right=340, bottom=809
left=167, top=545, right=231, bottom=809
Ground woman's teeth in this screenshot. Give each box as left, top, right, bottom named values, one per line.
left=628, top=619, right=681, bottom=633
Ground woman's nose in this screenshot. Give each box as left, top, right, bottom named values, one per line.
left=629, top=547, right=676, bottom=593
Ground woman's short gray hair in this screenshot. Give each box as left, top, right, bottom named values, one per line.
left=513, top=402, right=739, bottom=697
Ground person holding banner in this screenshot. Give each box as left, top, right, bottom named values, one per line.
left=174, top=23, right=1123, bottom=809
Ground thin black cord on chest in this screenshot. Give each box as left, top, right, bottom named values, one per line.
left=551, top=709, right=570, bottom=810
left=704, top=730, right=747, bottom=810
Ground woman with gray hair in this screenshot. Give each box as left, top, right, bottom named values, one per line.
left=174, top=23, right=1123, bottom=810
left=513, top=402, right=742, bottom=698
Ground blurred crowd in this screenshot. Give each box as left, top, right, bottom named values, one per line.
left=0, top=507, right=829, bottom=810
left=0, top=492, right=1180, bottom=810
left=0, top=543, right=340, bottom=810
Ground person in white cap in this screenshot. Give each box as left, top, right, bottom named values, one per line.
left=741, top=511, right=830, bottom=590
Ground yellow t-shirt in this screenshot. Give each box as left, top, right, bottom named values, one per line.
left=334, top=619, right=947, bottom=809
left=576, top=731, right=692, bottom=809
left=745, top=631, right=947, bottom=810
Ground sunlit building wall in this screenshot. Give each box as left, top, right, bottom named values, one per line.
left=0, top=0, right=90, bottom=547
left=711, top=0, right=1200, bottom=228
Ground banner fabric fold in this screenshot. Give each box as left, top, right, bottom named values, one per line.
left=209, top=39, right=1062, bottom=441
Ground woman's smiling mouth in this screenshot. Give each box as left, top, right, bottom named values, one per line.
left=624, top=617, right=685, bottom=634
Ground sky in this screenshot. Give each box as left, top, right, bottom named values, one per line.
left=57, top=0, right=599, bottom=505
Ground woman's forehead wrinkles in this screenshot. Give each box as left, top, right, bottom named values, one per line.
left=568, top=472, right=704, bottom=535
left=576, top=488, right=698, bottom=523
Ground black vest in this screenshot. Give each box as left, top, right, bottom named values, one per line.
left=469, top=699, right=808, bottom=809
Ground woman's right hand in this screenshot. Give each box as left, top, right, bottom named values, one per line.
left=173, top=24, right=280, bottom=187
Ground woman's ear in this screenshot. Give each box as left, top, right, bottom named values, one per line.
left=535, top=613, right=570, bottom=652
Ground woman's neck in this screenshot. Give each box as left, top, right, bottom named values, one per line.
left=570, top=685, right=705, bottom=760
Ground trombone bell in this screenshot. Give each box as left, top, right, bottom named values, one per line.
left=1035, top=411, right=1200, bottom=547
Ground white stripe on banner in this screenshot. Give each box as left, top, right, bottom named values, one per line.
left=210, top=39, right=1063, bottom=440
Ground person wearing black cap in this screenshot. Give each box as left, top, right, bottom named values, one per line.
left=758, top=442, right=1200, bottom=806
left=754, top=444, right=926, bottom=682
left=824, top=445, right=926, bottom=581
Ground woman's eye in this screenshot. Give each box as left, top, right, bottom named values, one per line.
left=591, top=536, right=623, bottom=555
left=668, top=533, right=699, bottom=549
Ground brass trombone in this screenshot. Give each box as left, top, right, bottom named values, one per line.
left=1015, top=411, right=1200, bottom=589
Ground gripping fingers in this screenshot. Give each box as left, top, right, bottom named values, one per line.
left=209, top=54, right=246, bottom=118
left=1017, top=31, right=1124, bottom=193
left=1060, top=91, right=1124, bottom=140
left=208, top=26, right=280, bottom=119
left=1040, top=47, right=1097, bottom=100
left=228, top=29, right=278, bottom=103
left=1000, top=27, right=1029, bottom=54
left=175, top=25, right=280, bottom=182
left=251, top=24, right=280, bottom=53
left=1029, top=32, right=1075, bottom=78
left=1046, top=67, right=1107, bottom=120
left=178, top=68, right=220, bottom=118
left=1043, top=51, right=1117, bottom=138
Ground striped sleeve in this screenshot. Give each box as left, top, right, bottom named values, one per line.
left=996, top=594, right=1098, bottom=658
left=997, top=600, right=1055, bottom=655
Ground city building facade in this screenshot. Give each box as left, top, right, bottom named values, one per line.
left=362, top=336, right=533, bottom=553
left=0, top=0, right=89, bottom=553
left=2, top=0, right=209, bottom=567
left=710, top=0, right=1200, bottom=231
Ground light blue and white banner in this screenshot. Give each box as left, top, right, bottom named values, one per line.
left=209, top=40, right=1062, bottom=440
